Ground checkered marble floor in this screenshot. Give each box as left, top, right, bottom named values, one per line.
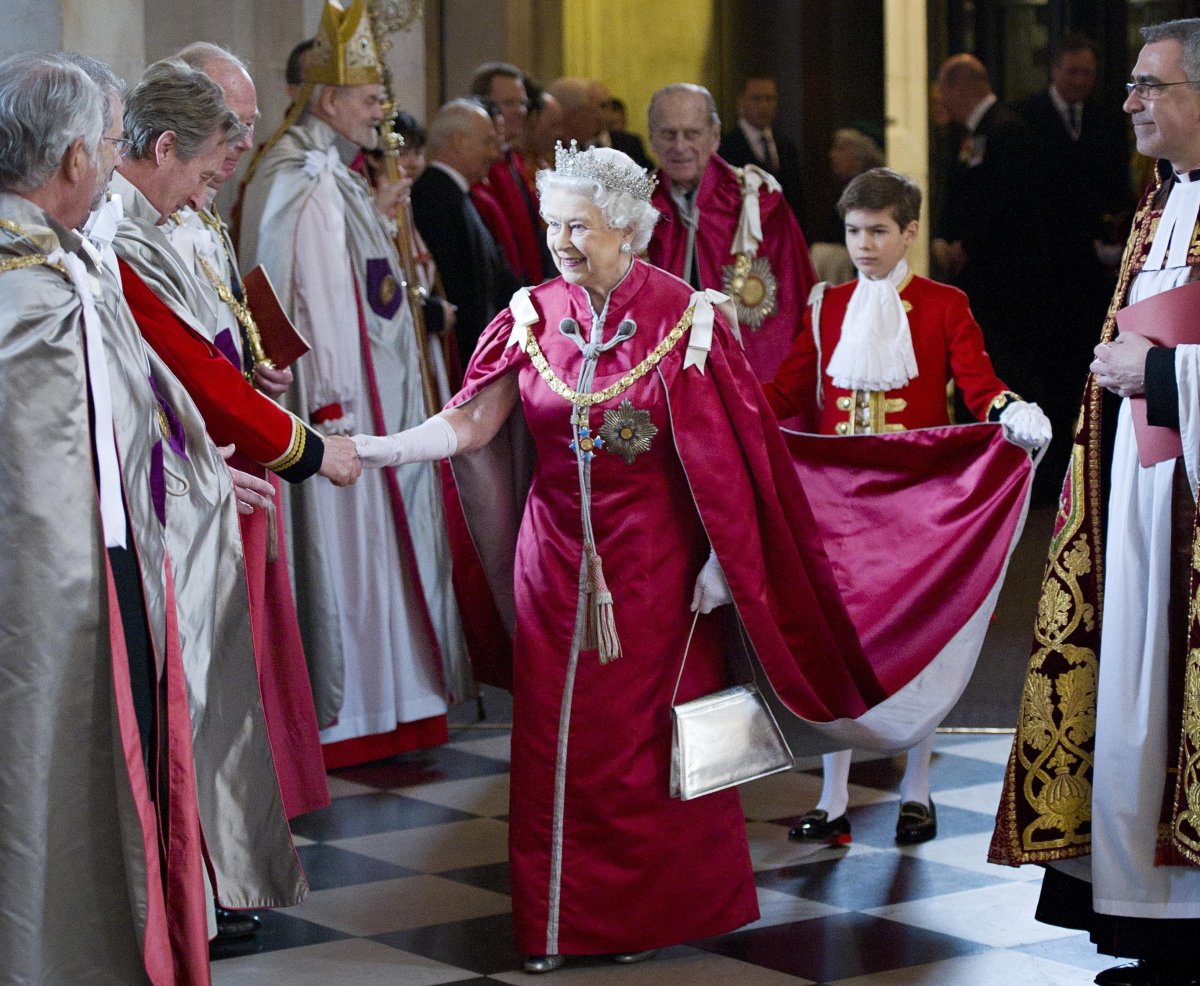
left=211, top=729, right=1111, bottom=985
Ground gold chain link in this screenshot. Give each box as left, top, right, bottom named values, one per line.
left=524, top=306, right=695, bottom=408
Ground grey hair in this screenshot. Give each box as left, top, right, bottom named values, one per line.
left=648, top=83, right=720, bottom=131
left=536, top=170, right=660, bottom=252
left=124, top=57, right=243, bottom=161
left=173, top=41, right=250, bottom=76
left=831, top=128, right=885, bottom=172
left=1142, top=19, right=1200, bottom=83
left=58, top=52, right=126, bottom=130
left=427, top=98, right=489, bottom=155
left=0, top=52, right=103, bottom=194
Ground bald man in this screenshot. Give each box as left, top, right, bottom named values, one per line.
left=932, top=55, right=1048, bottom=416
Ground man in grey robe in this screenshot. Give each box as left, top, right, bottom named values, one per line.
left=238, top=0, right=471, bottom=756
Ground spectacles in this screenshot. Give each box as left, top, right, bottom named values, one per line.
left=103, top=136, right=133, bottom=156
left=1125, top=80, right=1200, bottom=99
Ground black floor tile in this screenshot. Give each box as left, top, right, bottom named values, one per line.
left=330, top=745, right=511, bottom=789
left=289, top=792, right=478, bottom=842
left=755, top=848, right=1006, bottom=908
left=694, top=911, right=990, bottom=981
left=209, top=908, right=352, bottom=961
left=296, top=842, right=420, bottom=890
left=438, top=861, right=512, bottom=896
left=372, top=913, right=521, bottom=975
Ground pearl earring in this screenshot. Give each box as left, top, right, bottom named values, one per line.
left=620, top=243, right=632, bottom=254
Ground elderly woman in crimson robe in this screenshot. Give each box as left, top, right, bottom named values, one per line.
left=352, top=145, right=888, bottom=972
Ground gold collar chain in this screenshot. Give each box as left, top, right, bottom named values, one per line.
left=524, top=305, right=695, bottom=408
left=195, top=254, right=273, bottom=373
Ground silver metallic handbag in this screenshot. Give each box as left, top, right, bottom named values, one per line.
left=669, top=612, right=794, bottom=800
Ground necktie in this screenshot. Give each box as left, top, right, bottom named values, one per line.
left=1068, top=104, right=1081, bottom=140
left=760, top=129, right=780, bottom=171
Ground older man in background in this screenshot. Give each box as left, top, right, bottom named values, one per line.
left=646, top=81, right=815, bottom=384
left=412, top=97, right=521, bottom=361
left=240, top=0, right=472, bottom=768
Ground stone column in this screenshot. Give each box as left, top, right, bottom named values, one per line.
left=884, top=0, right=929, bottom=274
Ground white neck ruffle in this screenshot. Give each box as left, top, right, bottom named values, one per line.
left=825, top=259, right=918, bottom=391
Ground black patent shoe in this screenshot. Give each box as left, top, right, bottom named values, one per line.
left=214, top=906, right=260, bottom=940
left=1096, top=959, right=1200, bottom=986
left=612, top=950, right=658, bottom=964
left=895, top=800, right=937, bottom=844
left=523, top=955, right=564, bottom=974
left=788, top=809, right=852, bottom=845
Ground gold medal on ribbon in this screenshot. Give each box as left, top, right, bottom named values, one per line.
left=721, top=253, right=778, bottom=330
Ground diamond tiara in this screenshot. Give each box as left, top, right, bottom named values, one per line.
left=554, top=140, right=658, bottom=203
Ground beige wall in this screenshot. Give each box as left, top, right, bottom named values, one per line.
left=562, top=0, right=720, bottom=143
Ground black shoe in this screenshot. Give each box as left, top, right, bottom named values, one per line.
left=895, top=800, right=937, bottom=844
left=214, top=906, right=260, bottom=941
left=1096, top=959, right=1200, bottom=986
left=788, top=809, right=851, bottom=845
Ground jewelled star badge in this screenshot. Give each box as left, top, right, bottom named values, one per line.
left=598, top=399, right=658, bottom=465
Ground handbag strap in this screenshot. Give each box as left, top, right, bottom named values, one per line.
left=671, top=610, right=760, bottom=709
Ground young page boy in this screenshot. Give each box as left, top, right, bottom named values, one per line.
left=763, top=167, right=1050, bottom=845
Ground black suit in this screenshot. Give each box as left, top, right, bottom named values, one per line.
left=411, top=164, right=521, bottom=363
left=1012, top=88, right=1133, bottom=500
left=937, top=101, right=1049, bottom=404
left=608, top=130, right=653, bottom=170
left=718, top=123, right=805, bottom=232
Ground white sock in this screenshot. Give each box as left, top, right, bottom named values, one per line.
left=815, top=749, right=852, bottom=819
left=898, top=731, right=935, bottom=806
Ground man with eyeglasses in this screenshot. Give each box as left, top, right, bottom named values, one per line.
left=470, top=61, right=553, bottom=283
left=645, top=82, right=815, bottom=388
left=991, top=18, right=1200, bottom=986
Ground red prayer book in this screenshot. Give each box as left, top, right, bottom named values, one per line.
left=242, top=265, right=311, bottom=370
left=1116, top=279, right=1200, bottom=467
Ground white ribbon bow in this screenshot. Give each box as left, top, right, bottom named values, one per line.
left=55, top=248, right=127, bottom=548
left=684, top=288, right=740, bottom=374
left=730, top=164, right=781, bottom=259
left=506, top=287, right=539, bottom=351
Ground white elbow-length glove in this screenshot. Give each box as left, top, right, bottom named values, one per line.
left=690, top=547, right=733, bottom=614
left=352, top=415, right=457, bottom=468
left=1000, top=400, right=1052, bottom=450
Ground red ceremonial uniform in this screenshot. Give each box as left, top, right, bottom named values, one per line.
left=763, top=272, right=1012, bottom=433
left=485, top=150, right=545, bottom=284
left=118, top=257, right=324, bottom=482
left=647, top=154, right=816, bottom=383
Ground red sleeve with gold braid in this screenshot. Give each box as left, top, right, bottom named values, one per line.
left=117, top=257, right=323, bottom=483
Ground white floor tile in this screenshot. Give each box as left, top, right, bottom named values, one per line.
left=212, top=937, right=474, bottom=986
left=330, top=817, right=510, bottom=872
left=937, top=735, right=1016, bottom=765
left=746, top=821, right=884, bottom=872
left=395, top=773, right=511, bottom=817
left=930, top=780, right=1003, bottom=815
left=751, top=886, right=847, bottom=928
left=489, top=944, right=815, bottom=984
left=446, top=731, right=512, bottom=762
left=896, top=830, right=1041, bottom=882
left=863, top=881, right=1081, bottom=948
left=283, top=874, right=510, bottom=936
left=325, top=775, right=381, bottom=799
left=828, top=946, right=1101, bottom=985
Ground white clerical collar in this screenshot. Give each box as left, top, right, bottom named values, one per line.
left=431, top=160, right=470, bottom=194
left=965, top=94, right=997, bottom=134
left=1145, top=173, right=1200, bottom=270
